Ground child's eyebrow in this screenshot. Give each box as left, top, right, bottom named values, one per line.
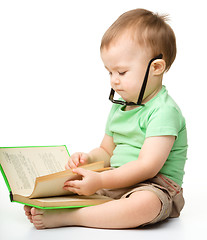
left=104, top=65, right=128, bottom=71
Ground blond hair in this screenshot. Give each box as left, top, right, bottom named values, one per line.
left=100, top=9, right=176, bottom=71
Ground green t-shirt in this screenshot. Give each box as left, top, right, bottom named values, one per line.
left=105, top=85, right=188, bottom=186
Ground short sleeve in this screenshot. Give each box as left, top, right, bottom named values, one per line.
left=146, top=106, right=182, bottom=138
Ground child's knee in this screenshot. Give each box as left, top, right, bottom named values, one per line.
left=129, top=190, right=162, bottom=221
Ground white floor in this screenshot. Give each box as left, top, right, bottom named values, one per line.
left=0, top=1, right=207, bottom=239
left=0, top=172, right=206, bottom=240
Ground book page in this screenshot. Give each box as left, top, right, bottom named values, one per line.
left=29, top=161, right=105, bottom=198
left=0, top=146, right=69, bottom=195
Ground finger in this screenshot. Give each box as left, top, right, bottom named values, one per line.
left=70, top=160, right=77, bottom=169
left=65, top=163, right=71, bottom=170
left=73, top=153, right=82, bottom=167
left=80, top=153, right=88, bottom=164
left=63, top=186, right=83, bottom=196
left=65, top=159, right=76, bottom=170
left=63, top=186, right=79, bottom=194
left=74, top=189, right=83, bottom=196
left=64, top=180, right=82, bottom=188
left=72, top=167, right=88, bottom=176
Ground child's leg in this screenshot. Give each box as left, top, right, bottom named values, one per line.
left=24, top=190, right=161, bottom=229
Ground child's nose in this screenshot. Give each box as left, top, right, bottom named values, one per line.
left=111, top=75, right=120, bottom=85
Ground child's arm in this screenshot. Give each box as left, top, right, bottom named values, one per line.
left=65, top=134, right=115, bottom=169
left=100, top=135, right=175, bottom=189
left=64, top=135, right=175, bottom=195
left=89, top=134, right=115, bottom=167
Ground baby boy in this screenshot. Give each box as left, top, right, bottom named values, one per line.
left=24, top=8, right=187, bottom=229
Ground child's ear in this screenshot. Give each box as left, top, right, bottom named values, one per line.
left=152, top=59, right=166, bottom=75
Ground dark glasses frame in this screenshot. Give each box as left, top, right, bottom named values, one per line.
left=109, top=54, right=163, bottom=106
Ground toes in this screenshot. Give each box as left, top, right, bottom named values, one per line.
left=32, top=214, right=42, bottom=221
left=24, top=205, right=32, bottom=213
left=34, top=222, right=45, bottom=230
left=31, top=207, right=44, bottom=216
left=35, top=225, right=45, bottom=230
left=24, top=206, right=46, bottom=228
left=25, top=212, right=30, bottom=217
left=24, top=205, right=34, bottom=223
left=32, top=214, right=45, bottom=229
left=27, top=215, right=33, bottom=223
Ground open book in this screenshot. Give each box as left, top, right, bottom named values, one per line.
left=0, top=146, right=112, bottom=209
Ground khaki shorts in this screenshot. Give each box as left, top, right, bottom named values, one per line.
left=96, top=174, right=184, bottom=226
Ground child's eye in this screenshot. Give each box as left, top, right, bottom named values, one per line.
left=118, top=71, right=127, bottom=76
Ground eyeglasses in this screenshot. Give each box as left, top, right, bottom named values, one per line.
left=109, top=54, right=163, bottom=106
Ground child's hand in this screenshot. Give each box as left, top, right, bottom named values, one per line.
left=63, top=168, right=102, bottom=196
left=65, top=152, right=89, bottom=169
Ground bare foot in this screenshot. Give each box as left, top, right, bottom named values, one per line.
left=24, top=205, right=33, bottom=223
left=24, top=206, right=76, bottom=229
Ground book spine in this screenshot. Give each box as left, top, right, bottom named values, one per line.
left=9, top=191, right=13, bottom=202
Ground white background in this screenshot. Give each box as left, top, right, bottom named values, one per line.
left=0, top=0, right=206, bottom=239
